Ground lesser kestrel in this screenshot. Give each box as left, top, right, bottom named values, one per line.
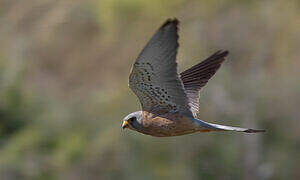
left=122, top=18, right=265, bottom=137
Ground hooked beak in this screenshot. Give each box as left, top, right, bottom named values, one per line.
left=122, top=121, right=129, bottom=129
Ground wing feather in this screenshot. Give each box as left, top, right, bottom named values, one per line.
left=180, top=50, right=229, bottom=116
left=129, top=19, right=193, bottom=117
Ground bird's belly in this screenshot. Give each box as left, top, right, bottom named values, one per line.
left=140, top=113, right=198, bottom=137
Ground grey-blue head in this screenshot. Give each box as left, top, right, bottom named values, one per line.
left=122, top=111, right=143, bottom=132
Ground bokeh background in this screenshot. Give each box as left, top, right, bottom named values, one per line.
left=0, top=0, right=299, bottom=179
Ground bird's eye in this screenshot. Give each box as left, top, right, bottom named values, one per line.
left=129, top=117, right=136, bottom=122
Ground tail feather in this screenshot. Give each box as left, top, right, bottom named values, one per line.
left=208, top=123, right=265, bottom=133
left=195, top=119, right=265, bottom=133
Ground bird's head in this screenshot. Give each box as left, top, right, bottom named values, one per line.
left=122, top=111, right=143, bottom=131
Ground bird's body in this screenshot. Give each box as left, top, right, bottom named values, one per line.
left=125, top=111, right=263, bottom=137
left=137, top=111, right=199, bottom=137
left=122, top=18, right=265, bottom=137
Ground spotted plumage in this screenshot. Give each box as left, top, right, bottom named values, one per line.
left=122, top=18, right=265, bottom=137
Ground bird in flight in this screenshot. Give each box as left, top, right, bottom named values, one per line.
left=122, top=18, right=265, bottom=137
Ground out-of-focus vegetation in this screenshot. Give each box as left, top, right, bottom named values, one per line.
left=0, top=0, right=299, bottom=179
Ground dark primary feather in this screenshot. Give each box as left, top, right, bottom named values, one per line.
left=180, top=50, right=229, bottom=116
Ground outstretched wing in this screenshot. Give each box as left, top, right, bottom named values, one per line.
left=180, top=50, right=229, bottom=116
left=129, top=19, right=193, bottom=117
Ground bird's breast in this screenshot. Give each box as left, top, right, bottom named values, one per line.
left=140, top=111, right=198, bottom=137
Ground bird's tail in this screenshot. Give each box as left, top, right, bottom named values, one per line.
left=195, top=119, right=265, bottom=133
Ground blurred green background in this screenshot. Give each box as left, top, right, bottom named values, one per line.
left=0, top=0, right=299, bottom=179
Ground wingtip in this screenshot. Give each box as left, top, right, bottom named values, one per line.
left=216, top=50, right=229, bottom=57
left=223, top=50, right=229, bottom=56
left=161, top=18, right=179, bottom=28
